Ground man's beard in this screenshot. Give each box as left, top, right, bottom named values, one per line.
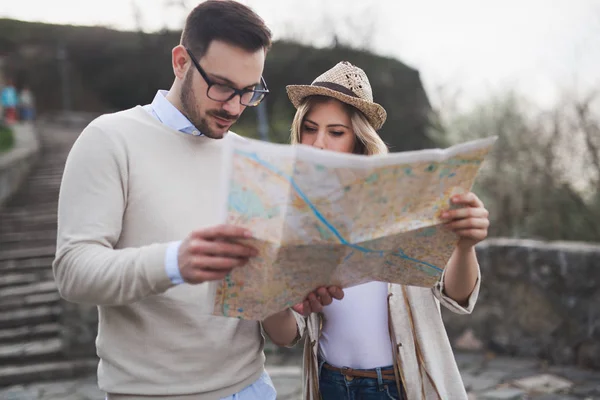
left=180, top=70, right=239, bottom=139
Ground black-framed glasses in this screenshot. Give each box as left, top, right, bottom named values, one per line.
left=185, top=47, right=269, bottom=107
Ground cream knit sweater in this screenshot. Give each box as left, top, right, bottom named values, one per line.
left=54, top=106, right=266, bottom=399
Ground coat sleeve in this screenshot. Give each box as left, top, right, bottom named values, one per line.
left=432, top=263, right=481, bottom=315
left=287, top=309, right=307, bottom=347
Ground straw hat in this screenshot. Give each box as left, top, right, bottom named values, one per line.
left=286, top=61, right=387, bottom=130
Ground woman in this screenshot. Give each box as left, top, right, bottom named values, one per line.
left=286, top=62, right=489, bottom=399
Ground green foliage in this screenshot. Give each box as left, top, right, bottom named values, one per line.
left=0, top=122, right=15, bottom=152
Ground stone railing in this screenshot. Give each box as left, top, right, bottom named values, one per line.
left=443, top=238, right=600, bottom=370
left=0, top=123, right=40, bottom=208
left=56, top=237, right=600, bottom=370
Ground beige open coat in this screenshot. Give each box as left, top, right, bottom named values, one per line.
left=299, top=267, right=481, bottom=400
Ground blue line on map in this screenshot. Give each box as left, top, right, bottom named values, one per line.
left=343, top=251, right=355, bottom=262
left=237, top=150, right=443, bottom=273
left=292, top=177, right=347, bottom=243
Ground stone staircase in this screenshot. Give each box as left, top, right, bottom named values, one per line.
left=0, top=121, right=98, bottom=387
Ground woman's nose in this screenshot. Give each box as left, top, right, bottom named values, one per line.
left=313, top=132, right=326, bottom=149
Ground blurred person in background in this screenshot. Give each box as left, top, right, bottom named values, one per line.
left=18, top=86, right=35, bottom=121
left=1, top=80, right=18, bottom=124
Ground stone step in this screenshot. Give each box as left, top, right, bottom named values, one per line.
left=0, top=212, right=57, bottom=224
left=22, top=181, right=62, bottom=189
left=0, top=305, right=61, bottom=329
left=0, top=239, right=58, bottom=253
left=0, top=338, right=63, bottom=364
left=0, top=323, right=60, bottom=344
left=0, top=212, right=58, bottom=224
left=28, top=164, right=65, bottom=171
left=13, top=170, right=63, bottom=179
left=7, top=187, right=60, bottom=197
left=22, top=183, right=61, bottom=190
left=19, top=174, right=62, bottom=182
left=26, top=173, right=63, bottom=180
left=15, top=173, right=63, bottom=182
left=0, top=358, right=98, bottom=387
left=0, top=256, right=54, bottom=272
left=0, top=292, right=61, bottom=312
left=2, top=201, right=58, bottom=210
left=0, top=271, right=54, bottom=288
left=3, top=199, right=58, bottom=211
left=1, top=201, right=58, bottom=210
left=0, top=246, right=55, bottom=262
left=10, top=176, right=62, bottom=186
left=1, top=210, right=58, bottom=225
left=26, top=165, right=64, bottom=171
left=1, top=202, right=59, bottom=214
left=22, top=172, right=60, bottom=180
left=7, top=187, right=59, bottom=196
left=1, top=203, right=58, bottom=213
left=5, top=195, right=58, bottom=205
left=0, top=221, right=58, bottom=237
left=0, top=230, right=57, bottom=241
left=4, top=182, right=60, bottom=193
left=11, top=189, right=60, bottom=199
left=0, top=281, right=58, bottom=301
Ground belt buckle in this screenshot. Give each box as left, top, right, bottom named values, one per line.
left=340, top=367, right=355, bottom=381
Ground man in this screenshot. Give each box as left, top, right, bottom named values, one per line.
left=53, top=2, right=342, bottom=399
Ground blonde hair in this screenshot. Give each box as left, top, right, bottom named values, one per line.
left=290, top=96, right=389, bottom=156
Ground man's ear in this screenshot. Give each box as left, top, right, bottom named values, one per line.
left=172, top=45, right=189, bottom=80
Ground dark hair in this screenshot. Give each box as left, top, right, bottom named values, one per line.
left=181, top=0, right=272, bottom=59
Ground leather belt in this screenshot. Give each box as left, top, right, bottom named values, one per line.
left=322, top=363, right=396, bottom=381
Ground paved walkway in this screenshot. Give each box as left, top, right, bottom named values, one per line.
left=1, top=351, right=599, bottom=399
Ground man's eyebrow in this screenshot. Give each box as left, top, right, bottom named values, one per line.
left=209, top=73, right=260, bottom=89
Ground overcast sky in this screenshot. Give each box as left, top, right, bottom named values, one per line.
left=3, top=0, right=600, bottom=110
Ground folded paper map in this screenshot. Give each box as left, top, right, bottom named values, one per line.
left=213, top=135, right=497, bottom=320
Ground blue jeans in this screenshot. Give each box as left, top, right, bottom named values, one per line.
left=319, top=362, right=404, bottom=400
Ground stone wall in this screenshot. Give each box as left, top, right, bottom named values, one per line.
left=0, top=123, right=40, bottom=208
left=57, top=238, right=600, bottom=370
left=443, top=238, right=600, bottom=370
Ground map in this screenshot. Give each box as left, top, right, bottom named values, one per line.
left=213, top=134, right=497, bottom=320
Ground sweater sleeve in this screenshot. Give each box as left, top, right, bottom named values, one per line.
left=53, top=123, right=175, bottom=306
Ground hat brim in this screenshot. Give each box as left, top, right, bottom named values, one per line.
left=286, top=85, right=387, bottom=130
